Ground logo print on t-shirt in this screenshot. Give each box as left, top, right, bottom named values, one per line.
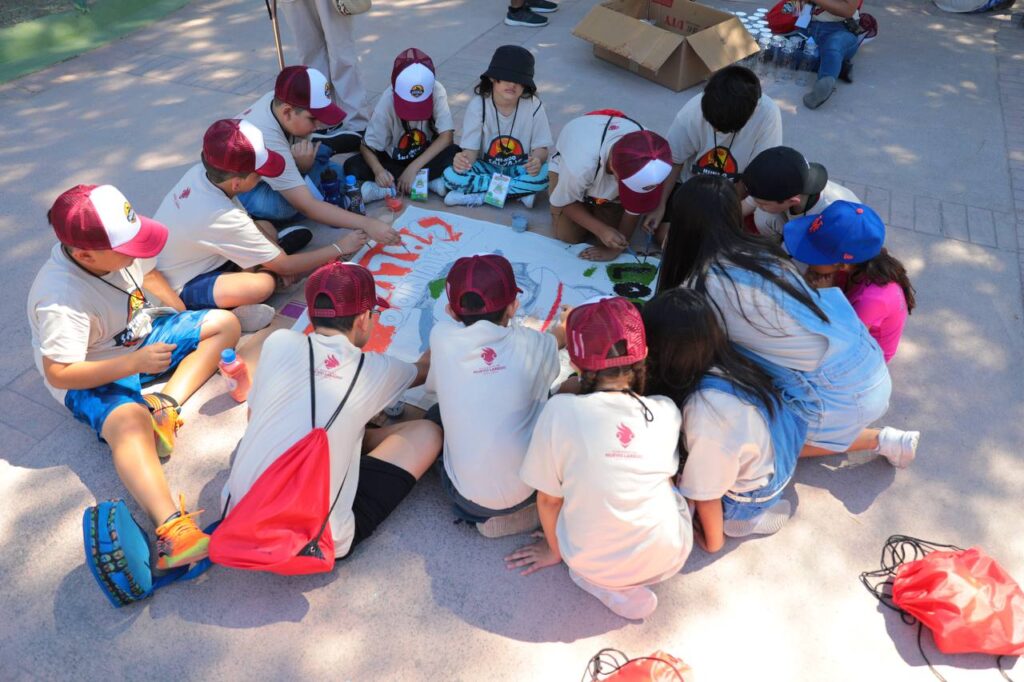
left=114, top=287, right=148, bottom=347
left=395, top=129, right=428, bottom=162
left=324, top=354, right=340, bottom=370
left=693, top=146, right=739, bottom=181
left=485, top=135, right=527, bottom=169
left=481, top=347, right=497, bottom=365
left=616, top=423, right=634, bottom=448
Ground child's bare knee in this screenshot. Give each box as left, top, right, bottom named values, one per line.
left=101, top=402, right=152, bottom=441
left=203, top=309, right=241, bottom=342
left=254, top=272, right=277, bottom=301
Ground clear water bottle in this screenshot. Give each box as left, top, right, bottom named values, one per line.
left=757, top=33, right=773, bottom=81
left=804, top=37, right=820, bottom=74
left=345, top=174, right=365, bottom=216
left=775, top=39, right=796, bottom=82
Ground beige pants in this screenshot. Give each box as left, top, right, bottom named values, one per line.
left=547, top=171, right=624, bottom=244
left=278, top=0, right=369, bottom=129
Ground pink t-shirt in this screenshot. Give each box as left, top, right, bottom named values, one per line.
left=845, top=280, right=908, bottom=362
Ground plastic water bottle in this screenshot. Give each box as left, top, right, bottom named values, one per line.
left=345, top=175, right=365, bottom=216
left=319, top=168, right=343, bottom=207
left=801, top=38, right=820, bottom=81
left=756, top=33, right=773, bottom=81
left=219, top=348, right=251, bottom=403
left=776, top=39, right=796, bottom=81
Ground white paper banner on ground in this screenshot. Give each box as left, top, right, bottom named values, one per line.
left=292, top=206, right=660, bottom=407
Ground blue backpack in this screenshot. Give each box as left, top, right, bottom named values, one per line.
left=83, top=500, right=211, bottom=608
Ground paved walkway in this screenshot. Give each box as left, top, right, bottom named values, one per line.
left=1, top=0, right=1023, bottom=679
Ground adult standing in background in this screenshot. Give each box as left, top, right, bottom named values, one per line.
left=506, top=0, right=558, bottom=27
left=277, top=0, right=368, bottom=153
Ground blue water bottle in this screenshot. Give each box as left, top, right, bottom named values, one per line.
left=345, top=175, right=365, bottom=216
left=319, top=168, right=343, bottom=207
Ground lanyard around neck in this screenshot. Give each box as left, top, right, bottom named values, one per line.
left=64, top=246, right=146, bottom=304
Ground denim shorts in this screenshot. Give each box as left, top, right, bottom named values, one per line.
left=805, top=340, right=892, bottom=451
left=63, top=310, right=209, bottom=438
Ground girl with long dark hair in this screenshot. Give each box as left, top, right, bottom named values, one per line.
left=644, top=288, right=807, bottom=552
left=660, top=175, right=919, bottom=468
left=506, top=297, right=692, bottom=620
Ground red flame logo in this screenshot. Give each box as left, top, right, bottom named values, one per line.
left=481, top=347, right=497, bottom=365
left=616, top=423, right=634, bottom=448
left=324, top=354, right=340, bottom=369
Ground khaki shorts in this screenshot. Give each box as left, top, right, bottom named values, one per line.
left=548, top=171, right=624, bottom=244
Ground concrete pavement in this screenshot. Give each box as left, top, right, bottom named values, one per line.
left=1, top=0, right=1023, bottom=679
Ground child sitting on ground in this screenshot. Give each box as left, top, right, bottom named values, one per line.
left=424, top=254, right=564, bottom=537
left=643, top=288, right=807, bottom=553
left=28, top=184, right=241, bottom=569
left=343, top=48, right=458, bottom=203
left=442, top=45, right=553, bottom=209
left=222, top=262, right=440, bottom=560
left=549, top=117, right=673, bottom=262
left=152, top=119, right=367, bottom=331
left=508, top=297, right=692, bottom=620
left=785, top=201, right=915, bottom=363
left=741, top=146, right=859, bottom=240
left=236, top=65, right=401, bottom=247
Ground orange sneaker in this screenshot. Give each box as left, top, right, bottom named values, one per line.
left=155, top=494, right=208, bottom=570
left=143, top=392, right=183, bottom=460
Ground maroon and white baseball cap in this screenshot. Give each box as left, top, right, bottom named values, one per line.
left=305, top=262, right=389, bottom=318
left=445, top=254, right=522, bottom=316
left=203, top=119, right=285, bottom=178
left=275, top=65, right=346, bottom=127
left=567, top=297, right=647, bottom=372
left=610, top=131, right=673, bottom=215
left=49, top=184, right=168, bottom=258
left=391, top=48, right=435, bottom=121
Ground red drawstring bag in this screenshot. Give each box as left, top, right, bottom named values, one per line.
left=861, top=536, right=1024, bottom=678
left=209, top=339, right=363, bottom=575
left=893, top=547, right=1024, bottom=656
left=583, top=649, right=694, bottom=682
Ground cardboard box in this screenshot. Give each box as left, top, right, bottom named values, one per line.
left=572, top=0, right=759, bottom=92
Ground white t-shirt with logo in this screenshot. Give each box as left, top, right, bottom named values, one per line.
left=151, top=164, right=281, bottom=292
left=222, top=330, right=417, bottom=558
left=519, top=392, right=693, bottom=588
left=667, top=93, right=782, bottom=182
left=548, top=114, right=644, bottom=208
left=676, top=382, right=776, bottom=501
left=425, top=318, right=559, bottom=510
left=459, top=95, right=554, bottom=170
left=363, top=82, right=456, bottom=162
left=751, top=180, right=861, bottom=238
left=28, top=244, right=156, bottom=403
left=238, top=91, right=309, bottom=193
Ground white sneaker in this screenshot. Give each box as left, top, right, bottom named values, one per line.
left=428, top=178, right=449, bottom=197
left=232, top=303, right=275, bottom=333
left=519, top=193, right=535, bottom=209
left=723, top=499, right=791, bottom=538
left=876, top=427, right=920, bottom=468
left=476, top=503, right=539, bottom=538
left=569, top=568, right=658, bottom=620
left=444, top=190, right=485, bottom=207
left=360, top=181, right=394, bottom=204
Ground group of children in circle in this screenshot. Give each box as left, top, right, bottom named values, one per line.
left=28, top=41, right=919, bottom=619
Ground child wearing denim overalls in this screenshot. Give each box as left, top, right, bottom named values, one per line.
left=644, top=288, right=807, bottom=553
left=660, top=176, right=920, bottom=470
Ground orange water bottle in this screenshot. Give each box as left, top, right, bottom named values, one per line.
left=219, top=348, right=251, bottom=402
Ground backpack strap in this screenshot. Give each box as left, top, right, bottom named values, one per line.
left=308, top=336, right=317, bottom=430
left=307, top=336, right=366, bottom=430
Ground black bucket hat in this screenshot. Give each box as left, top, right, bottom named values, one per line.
left=482, top=45, right=535, bottom=90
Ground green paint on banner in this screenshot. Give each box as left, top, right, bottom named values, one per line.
left=0, top=0, right=192, bottom=84
left=428, top=278, right=446, bottom=300
left=605, top=262, right=658, bottom=302
left=582, top=266, right=596, bottom=278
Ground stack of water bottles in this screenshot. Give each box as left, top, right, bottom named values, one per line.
left=733, top=7, right=819, bottom=87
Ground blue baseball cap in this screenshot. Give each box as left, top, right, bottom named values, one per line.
left=783, top=200, right=885, bottom=265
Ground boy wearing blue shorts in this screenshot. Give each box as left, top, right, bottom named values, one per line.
left=27, top=185, right=241, bottom=569
left=152, top=118, right=367, bottom=331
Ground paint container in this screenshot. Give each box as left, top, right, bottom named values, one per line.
left=511, top=213, right=528, bottom=233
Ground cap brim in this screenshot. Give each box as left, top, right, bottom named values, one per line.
left=782, top=215, right=835, bottom=265
left=393, top=95, right=433, bottom=122
left=617, top=182, right=663, bottom=215
left=112, top=215, right=168, bottom=259
left=804, top=163, right=829, bottom=195
left=257, top=149, right=286, bottom=178
left=482, top=68, right=535, bottom=91
left=311, top=103, right=346, bottom=127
